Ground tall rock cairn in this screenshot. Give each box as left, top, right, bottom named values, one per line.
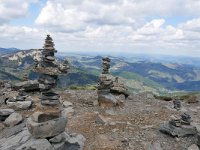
left=27, top=35, right=70, bottom=138
left=97, top=57, right=113, bottom=94
left=97, top=57, right=129, bottom=107
left=102, top=57, right=111, bottom=74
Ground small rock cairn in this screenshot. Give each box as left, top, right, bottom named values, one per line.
left=97, top=57, right=129, bottom=107
left=27, top=35, right=70, bottom=138
left=160, top=113, right=197, bottom=137
left=173, top=98, right=181, bottom=110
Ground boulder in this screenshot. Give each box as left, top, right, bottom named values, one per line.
left=7, top=101, right=32, bottom=110
left=27, top=117, right=67, bottom=138
left=0, top=127, right=54, bottom=150
left=13, top=80, right=40, bottom=91
left=0, top=108, right=14, bottom=121
left=4, top=112, right=23, bottom=127
left=159, top=122, right=197, bottom=137
left=188, top=144, right=199, bottom=150
left=31, top=112, right=60, bottom=123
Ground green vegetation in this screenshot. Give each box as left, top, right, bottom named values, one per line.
left=154, top=91, right=199, bottom=103
left=112, top=71, right=164, bottom=90
left=153, top=95, right=172, bottom=101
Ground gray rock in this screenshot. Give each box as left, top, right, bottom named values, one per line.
left=31, top=112, right=59, bottom=123
left=7, top=101, right=32, bottom=110
left=188, top=144, right=199, bottom=150
left=146, top=142, right=163, bottom=150
left=0, top=127, right=54, bottom=150
left=62, top=107, right=75, bottom=118
left=17, top=138, right=54, bottom=150
left=197, top=133, right=200, bottom=147
left=27, top=117, right=67, bottom=138
left=67, top=134, right=86, bottom=150
left=4, top=112, right=23, bottom=127
left=14, top=80, right=40, bottom=91
left=0, top=128, right=31, bottom=150
left=41, top=100, right=60, bottom=105
left=95, top=114, right=111, bottom=125
left=49, top=132, right=70, bottom=143
left=15, top=96, right=25, bottom=101
left=52, top=133, right=86, bottom=150
left=0, top=109, right=14, bottom=121
left=0, top=123, right=5, bottom=131
left=0, top=122, right=26, bottom=139
left=160, top=122, right=197, bottom=137
left=63, top=101, right=73, bottom=108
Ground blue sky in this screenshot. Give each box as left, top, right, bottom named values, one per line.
left=0, top=0, right=200, bottom=57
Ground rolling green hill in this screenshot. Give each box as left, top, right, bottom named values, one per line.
left=1, top=49, right=200, bottom=94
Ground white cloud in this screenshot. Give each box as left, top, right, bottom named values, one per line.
left=0, top=0, right=38, bottom=23
left=1, top=0, right=200, bottom=57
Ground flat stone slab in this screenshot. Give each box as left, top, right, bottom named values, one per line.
left=27, top=117, right=67, bottom=138
left=0, top=109, right=14, bottom=121
left=0, top=128, right=54, bottom=150
left=7, top=101, right=32, bottom=110
left=159, top=122, right=198, bottom=137
left=4, top=112, right=23, bottom=127
left=41, top=100, right=60, bottom=105
left=13, top=80, right=40, bottom=91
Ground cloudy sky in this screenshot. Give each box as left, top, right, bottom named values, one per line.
left=0, top=0, right=200, bottom=56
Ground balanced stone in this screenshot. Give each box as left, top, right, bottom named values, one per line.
left=7, top=101, right=32, bottom=110
left=27, top=116, right=67, bottom=138
left=160, top=114, right=197, bottom=137
left=14, top=80, right=40, bottom=91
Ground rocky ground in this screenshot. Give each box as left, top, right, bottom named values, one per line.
left=1, top=89, right=200, bottom=150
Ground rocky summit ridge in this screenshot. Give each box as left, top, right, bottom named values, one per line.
left=0, top=35, right=200, bottom=150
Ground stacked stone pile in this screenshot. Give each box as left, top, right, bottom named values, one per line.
left=27, top=35, right=68, bottom=137
left=6, top=88, right=32, bottom=110
left=173, top=98, right=181, bottom=110
left=25, top=35, right=85, bottom=150
left=160, top=113, right=197, bottom=137
left=97, top=57, right=129, bottom=107
left=0, top=81, right=33, bottom=110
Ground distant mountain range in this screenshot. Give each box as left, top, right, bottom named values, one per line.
left=0, top=47, right=20, bottom=55
left=0, top=48, right=200, bottom=94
